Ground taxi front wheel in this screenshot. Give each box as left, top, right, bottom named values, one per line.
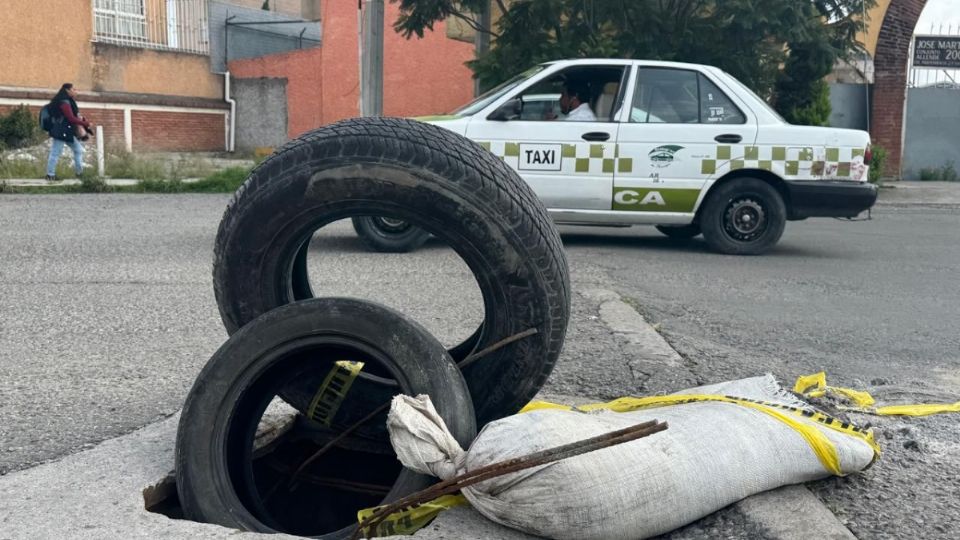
left=351, top=216, right=431, bottom=252
left=700, top=178, right=786, bottom=255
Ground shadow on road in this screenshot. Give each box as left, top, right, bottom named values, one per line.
left=558, top=231, right=829, bottom=258
left=305, top=226, right=835, bottom=259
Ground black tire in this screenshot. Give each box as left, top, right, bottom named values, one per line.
left=175, top=298, right=477, bottom=538
left=655, top=224, right=701, bottom=239
left=213, top=117, right=570, bottom=427
left=351, top=216, right=431, bottom=253
left=700, top=178, right=786, bottom=255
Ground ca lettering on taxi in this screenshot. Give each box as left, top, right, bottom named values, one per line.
left=614, top=190, right=666, bottom=206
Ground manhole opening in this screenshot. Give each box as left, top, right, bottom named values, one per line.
left=147, top=345, right=411, bottom=537
left=144, top=409, right=403, bottom=537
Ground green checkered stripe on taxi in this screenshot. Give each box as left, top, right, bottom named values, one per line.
left=478, top=141, right=634, bottom=174
left=700, top=145, right=861, bottom=179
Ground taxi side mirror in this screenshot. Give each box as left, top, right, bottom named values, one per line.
left=488, top=98, right=522, bottom=121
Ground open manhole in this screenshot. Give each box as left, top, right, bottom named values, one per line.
left=160, top=298, right=476, bottom=538
left=145, top=400, right=403, bottom=536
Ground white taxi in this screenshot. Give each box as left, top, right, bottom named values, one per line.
left=352, top=59, right=877, bottom=255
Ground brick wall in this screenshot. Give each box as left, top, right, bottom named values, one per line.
left=131, top=111, right=225, bottom=151
left=228, top=0, right=474, bottom=139
left=871, top=0, right=928, bottom=178
left=1, top=100, right=225, bottom=151
left=81, top=109, right=125, bottom=149
left=0, top=104, right=123, bottom=147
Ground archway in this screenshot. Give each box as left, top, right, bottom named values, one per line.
left=870, top=0, right=928, bottom=178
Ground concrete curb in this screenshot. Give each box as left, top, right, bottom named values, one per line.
left=582, top=289, right=857, bottom=540
left=1, top=177, right=203, bottom=187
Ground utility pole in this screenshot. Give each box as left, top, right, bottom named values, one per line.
left=360, top=0, right=384, bottom=116
left=474, top=1, right=491, bottom=96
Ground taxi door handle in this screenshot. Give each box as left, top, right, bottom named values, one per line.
left=581, top=132, right=610, bottom=142
left=715, top=134, right=742, bottom=144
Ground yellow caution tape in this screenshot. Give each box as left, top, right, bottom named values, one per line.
left=795, top=371, right=960, bottom=417
left=306, top=360, right=364, bottom=426
left=522, top=393, right=881, bottom=476
left=356, top=494, right=468, bottom=538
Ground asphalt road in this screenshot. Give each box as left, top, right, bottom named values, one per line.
left=1, top=194, right=958, bottom=538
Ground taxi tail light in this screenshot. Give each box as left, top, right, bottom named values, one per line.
left=864, top=144, right=873, bottom=165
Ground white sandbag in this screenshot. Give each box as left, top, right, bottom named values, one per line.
left=387, top=375, right=879, bottom=540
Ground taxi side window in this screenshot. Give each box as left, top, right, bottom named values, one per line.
left=631, top=68, right=745, bottom=124
left=510, top=66, right=626, bottom=122
left=699, top=75, right=746, bottom=124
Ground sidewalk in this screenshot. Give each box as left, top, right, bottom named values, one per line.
left=876, top=181, right=960, bottom=206
left=1, top=177, right=202, bottom=187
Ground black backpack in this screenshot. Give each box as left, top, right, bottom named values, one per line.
left=39, top=103, right=57, bottom=133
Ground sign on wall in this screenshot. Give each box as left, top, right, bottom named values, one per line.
left=913, top=36, right=960, bottom=69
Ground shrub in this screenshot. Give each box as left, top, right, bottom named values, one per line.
left=78, top=171, right=110, bottom=193
left=783, top=79, right=832, bottom=126
left=0, top=105, right=43, bottom=149
left=184, top=166, right=250, bottom=192
left=868, top=146, right=887, bottom=185
left=105, top=149, right=165, bottom=181
left=918, top=161, right=958, bottom=182
left=942, top=161, right=959, bottom=182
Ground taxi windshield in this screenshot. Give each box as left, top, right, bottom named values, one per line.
left=451, top=65, right=547, bottom=116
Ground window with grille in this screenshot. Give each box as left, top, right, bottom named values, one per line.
left=94, top=0, right=147, bottom=40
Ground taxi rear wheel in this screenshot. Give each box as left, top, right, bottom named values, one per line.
left=700, top=178, right=786, bottom=255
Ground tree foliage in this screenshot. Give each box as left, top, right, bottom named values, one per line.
left=393, top=0, right=875, bottom=124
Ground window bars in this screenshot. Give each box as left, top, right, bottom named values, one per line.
left=93, top=0, right=210, bottom=55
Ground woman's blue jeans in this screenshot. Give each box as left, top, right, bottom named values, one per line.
left=46, top=138, right=84, bottom=177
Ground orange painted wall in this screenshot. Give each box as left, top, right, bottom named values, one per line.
left=380, top=2, right=475, bottom=118
left=229, top=47, right=324, bottom=138
left=0, top=1, right=221, bottom=99
left=228, top=0, right=475, bottom=137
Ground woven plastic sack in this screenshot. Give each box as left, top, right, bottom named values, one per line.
left=387, top=375, right=878, bottom=540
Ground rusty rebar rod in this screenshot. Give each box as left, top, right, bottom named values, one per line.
left=351, top=419, right=669, bottom=540
left=456, top=327, right=539, bottom=370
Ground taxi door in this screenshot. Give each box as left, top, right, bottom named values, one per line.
left=465, top=64, right=628, bottom=210
left=613, top=65, right=758, bottom=218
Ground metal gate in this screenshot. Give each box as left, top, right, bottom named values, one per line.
left=903, top=25, right=960, bottom=180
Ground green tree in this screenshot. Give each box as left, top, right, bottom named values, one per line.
left=393, top=0, right=874, bottom=121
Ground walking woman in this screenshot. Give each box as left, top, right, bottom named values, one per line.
left=45, top=83, right=93, bottom=181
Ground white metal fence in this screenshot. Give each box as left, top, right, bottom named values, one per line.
left=93, top=0, right=210, bottom=55
left=909, top=24, right=960, bottom=89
